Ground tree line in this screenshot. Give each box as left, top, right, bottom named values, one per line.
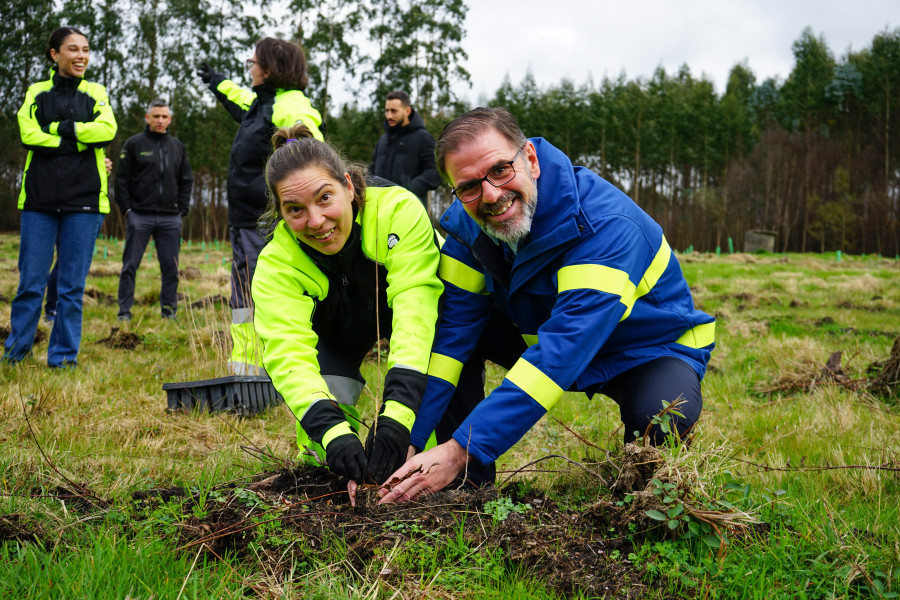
left=1, top=1, right=898, bottom=255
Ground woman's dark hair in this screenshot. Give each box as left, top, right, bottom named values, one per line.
left=259, top=123, right=366, bottom=236
left=45, top=27, right=87, bottom=63
left=255, top=37, right=309, bottom=90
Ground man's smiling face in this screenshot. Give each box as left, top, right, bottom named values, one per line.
left=445, top=128, right=540, bottom=245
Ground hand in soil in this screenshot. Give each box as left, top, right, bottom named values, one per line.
left=378, top=439, right=468, bottom=504
left=347, top=480, right=358, bottom=507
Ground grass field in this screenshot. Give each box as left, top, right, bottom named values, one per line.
left=0, top=231, right=898, bottom=599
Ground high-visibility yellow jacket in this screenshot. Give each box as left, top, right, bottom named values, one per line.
left=252, top=182, right=443, bottom=445
left=17, top=69, right=117, bottom=212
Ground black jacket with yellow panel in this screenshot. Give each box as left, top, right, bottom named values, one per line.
left=17, top=69, right=117, bottom=213
left=207, top=74, right=323, bottom=228
left=252, top=181, right=443, bottom=447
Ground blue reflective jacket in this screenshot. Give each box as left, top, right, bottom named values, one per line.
left=410, top=138, right=715, bottom=464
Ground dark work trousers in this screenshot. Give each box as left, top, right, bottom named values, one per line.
left=117, top=211, right=183, bottom=318
left=230, top=227, right=267, bottom=310
left=597, top=356, right=703, bottom=444
left=439, top=310, right=703, bottom=486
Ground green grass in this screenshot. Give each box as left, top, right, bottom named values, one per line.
left=1, top=236, right=899, bottom=598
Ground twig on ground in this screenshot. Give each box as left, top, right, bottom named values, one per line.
left=551, top=415, right=603, bottom=451
left=498, top=454, right=609, bottom=488
left=732, top=456, right=900, bottom=473
left=18, top=392, right=109, bottom=510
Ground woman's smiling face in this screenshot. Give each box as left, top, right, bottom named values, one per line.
left=51, top=33, right=90, bottom=78
left=277, top=167, right=356, bottom=255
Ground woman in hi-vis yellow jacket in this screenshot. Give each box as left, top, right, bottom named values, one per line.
left=252, top=123, right=442, bottom=494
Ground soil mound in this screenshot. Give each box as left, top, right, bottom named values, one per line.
left=96, top=327, right=143, bottom=349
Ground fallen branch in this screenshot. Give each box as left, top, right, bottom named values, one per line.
left=498, top=454, right=609, bottom=488
left=733, top=456, right=900, bottom=473
left=19, top=392, right=109, bottom=510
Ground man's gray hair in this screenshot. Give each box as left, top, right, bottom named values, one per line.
left=435, top=107, right=527, bottom=183
left=147, top=98, right=171, bottom=114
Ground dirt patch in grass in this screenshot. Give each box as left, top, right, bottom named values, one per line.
left=179, top=267, right=203, bottom=280
left=84, top=288, right=116, bottom=305
left=867, top=335, right=900, bottom=398
left=96, top=327, right=143, bottom=349
left=0, top=514, right=46, bottom=545
left=758, top=339, right=900, bottom=396
left=129, top=465, right=658, bottom=597
left=188, top=294, right=229, bottom=309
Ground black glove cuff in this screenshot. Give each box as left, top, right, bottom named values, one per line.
left=300, top=400, right=351, bottom=445
left=383, top=367, right=427, bottom=414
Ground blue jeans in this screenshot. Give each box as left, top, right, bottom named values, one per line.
left=3, top=211, right=104, bottom=367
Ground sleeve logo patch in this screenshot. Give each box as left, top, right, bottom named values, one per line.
left=387, top=233, right=400, bottom=249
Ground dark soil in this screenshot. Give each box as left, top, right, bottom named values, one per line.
left=84, top=288, right=116, bottom=305
left=0, top=514, right=46, bottom=545
left=188, top=294, right=229, bottom=309
left=867, top=335, right=900, bottom=398
left=96, top=327, right=143, bottom=349
left=759, top=338, right=900, bottom=396
left=179, top=266, right=203, bottom=280
left=0, top=325, right=46, bottom=344
left=119, top=461, right=682, bottom=598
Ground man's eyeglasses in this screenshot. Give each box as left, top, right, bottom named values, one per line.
left=246, top=58, right=258, bottom=69
left=450, top=145, right=526, bottom=204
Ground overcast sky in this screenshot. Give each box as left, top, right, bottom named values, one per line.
left=458, top=0, right=899, bottom=104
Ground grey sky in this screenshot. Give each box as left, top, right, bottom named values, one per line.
left=461, top=0, right=899, bottom=103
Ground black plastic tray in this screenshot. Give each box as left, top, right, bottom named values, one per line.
left=163, top=375, right=283, bottom=415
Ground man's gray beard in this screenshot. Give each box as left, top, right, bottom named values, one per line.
left=480, top=186, right=538, bottom=246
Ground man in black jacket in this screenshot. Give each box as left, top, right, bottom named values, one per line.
left=114, top=99, right=193, bottom=321
left=369, top=91, right=442, bottom=207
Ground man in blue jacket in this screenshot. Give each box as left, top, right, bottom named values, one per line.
left=379, top=107, right=715, bottom=503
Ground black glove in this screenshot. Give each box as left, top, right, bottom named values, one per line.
left=57, top=120, right=76, bottom=140
left=196, top=61, right=214, bottom=84
left=325, top=433, right=368, bottom=482
left=365, top=416, right=411, bottom=485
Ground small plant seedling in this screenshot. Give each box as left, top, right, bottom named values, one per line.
left=484, top=497, right=532, bottom=522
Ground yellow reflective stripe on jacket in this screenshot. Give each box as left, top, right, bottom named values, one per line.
left=557, top=237, right=673, bottom=321
left=635, top=237, right=671, bottom=299
left=557, top=263, right=636, bottom=319
left=322, top=420, right=355, bottom=449
left=382, top=400, right=416, bottom=432
left=522, top=334, right=539, bottom=347
left=506, top=358, right=564, bottom=411
left=427, top=352, right=464, bottom=386
left=439, top=255, right=486, bottom=294
left=675, top=322, right=716, bottom=348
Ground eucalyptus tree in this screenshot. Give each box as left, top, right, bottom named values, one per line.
left=0, top=0, right=58, bottom=227
left=286, top=0, right=366, bottom=121
left=365, top=0, right=470, bottom=121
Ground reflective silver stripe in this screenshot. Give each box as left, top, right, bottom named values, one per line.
left=232, top=307, right=254, bottom=324
left=228, top=361, right=267, bottom=376
left=323, top=375, right=363, bottom=406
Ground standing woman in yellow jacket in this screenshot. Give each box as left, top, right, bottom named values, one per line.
left=2, top=27, right=117, bottom=369
left=197, top=38, right=324, bottom=376
left=252, top=123, right=442, bottom=489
